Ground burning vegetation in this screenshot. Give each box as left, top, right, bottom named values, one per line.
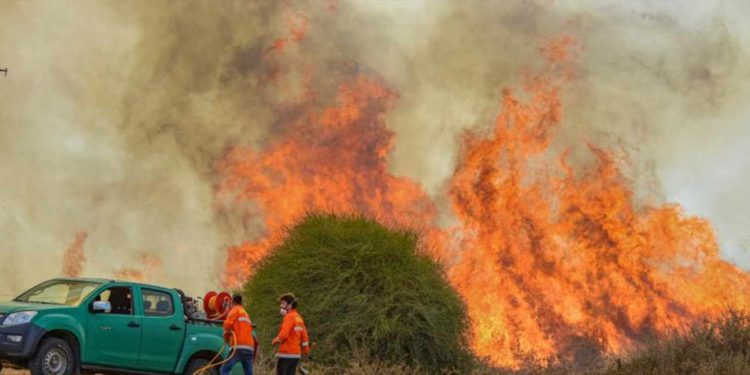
left=61, top=232, right=87, bottom=278
left=444, top=38, right=750, bottom=368
left=114, top=253, right=164, bottom=282
left=215, top=17, right=750, bottom=370
left=4, top=0, right=745, bottom=371
left=216, top=76, right=439, bottom=287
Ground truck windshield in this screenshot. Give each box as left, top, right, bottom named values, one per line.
left=14, top=279, right=103, bottom=306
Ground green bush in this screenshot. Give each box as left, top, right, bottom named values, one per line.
left=242, top=214, right=472, bottom=372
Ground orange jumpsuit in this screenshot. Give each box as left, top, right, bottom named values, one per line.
left=223, top=305, right=256, bottom=352
left=272, top=309, right=309, bottom=358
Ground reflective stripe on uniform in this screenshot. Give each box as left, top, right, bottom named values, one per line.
left=276, top=353, right=302, bottom=359
left=301, top=342, right=309, bottom=347
left=235, top=345, right=254, bottom=351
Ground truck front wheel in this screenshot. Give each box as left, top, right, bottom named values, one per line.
left=28, top=337, right=76, bottom=375
left=184, top=358, right=219, bottom=375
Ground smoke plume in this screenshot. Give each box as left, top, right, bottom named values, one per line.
left=0, top=0, right=748, bottom=301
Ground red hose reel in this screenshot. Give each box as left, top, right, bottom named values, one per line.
left=203, top=291, right=231, bottom=320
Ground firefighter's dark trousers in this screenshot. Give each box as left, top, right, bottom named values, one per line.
left=221, top=348, right=254, bottom=375
left=276, top=357, right=299, bottom=375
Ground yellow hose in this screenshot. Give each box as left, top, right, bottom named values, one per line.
left=193, top=331, right=238, bottom=375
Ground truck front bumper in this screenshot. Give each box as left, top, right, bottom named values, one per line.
left=0, top=323, right=45, bottom=358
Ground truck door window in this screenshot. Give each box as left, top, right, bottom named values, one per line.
left=93, top=287, right=133, bottom=315
left=142, top=289, right=174, bottom=317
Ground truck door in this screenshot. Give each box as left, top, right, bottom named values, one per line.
left=138, top=288, right=184, bottom=372
left=85, top=286, right=142, bottom=367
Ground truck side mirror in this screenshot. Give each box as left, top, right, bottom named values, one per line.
left=91, top=301, right=112, bottom=314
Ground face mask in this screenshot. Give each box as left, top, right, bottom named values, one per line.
left=280, top=299, right=295, bottom=315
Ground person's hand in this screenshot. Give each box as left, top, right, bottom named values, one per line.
left=272, top=338, right=280, bottom=346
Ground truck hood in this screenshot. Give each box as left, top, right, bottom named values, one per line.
left=0, top=300, right=74, bottom=315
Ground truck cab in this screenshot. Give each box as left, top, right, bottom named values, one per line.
left=0, top=278, right=243, bottom=375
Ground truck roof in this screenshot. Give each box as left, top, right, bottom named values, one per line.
left=55, top=277, right=173, bottom=291
left=54, top=277, right=114, bottom=283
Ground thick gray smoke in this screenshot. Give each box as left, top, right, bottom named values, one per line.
left=1, top=0, right=748, bottom=295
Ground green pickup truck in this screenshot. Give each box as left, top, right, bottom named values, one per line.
left=0, top=278, right=243, bottom=375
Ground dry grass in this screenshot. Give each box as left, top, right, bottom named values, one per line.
left=4, top=310, right=750, bottom=375
left=5, top=294, right=749, bottom=375
left=591, top=311, right=750, bottom=375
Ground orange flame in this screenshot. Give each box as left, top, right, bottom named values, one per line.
left=114, top=253, right=163, bottom=283
left=62, top=231, right=88, bottom=277
left=215, top=10, right=750, bottom=367
left=447, top=37, right=750, bottom=367
left=217, top=75, right=438, bottom=288
left=265, top=12, right=308, bottom=56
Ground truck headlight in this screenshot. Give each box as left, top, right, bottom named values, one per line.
left=2, top=311, right=37, bottom=326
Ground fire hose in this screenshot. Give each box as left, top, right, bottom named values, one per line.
left=193, top=332, right=316, bottom=375
left=191, top=291, right=240, bottom=374
left=192, top=331, right=237, bottom=375
left=203, top=291, right=231, bottom=320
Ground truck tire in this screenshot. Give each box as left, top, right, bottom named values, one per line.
left=184, top=358, right=219, bottom=375
left=28, top=337, right=76, bottom=375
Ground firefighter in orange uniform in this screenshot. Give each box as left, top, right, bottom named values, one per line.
left=271, top=293, right=310, bottom=375
left=221, top=294, right=256, bottom=375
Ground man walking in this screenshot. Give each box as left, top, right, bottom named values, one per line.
left=221, top=294, right=256, bottom=375
left=272, top=293, right=309, bottom=375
